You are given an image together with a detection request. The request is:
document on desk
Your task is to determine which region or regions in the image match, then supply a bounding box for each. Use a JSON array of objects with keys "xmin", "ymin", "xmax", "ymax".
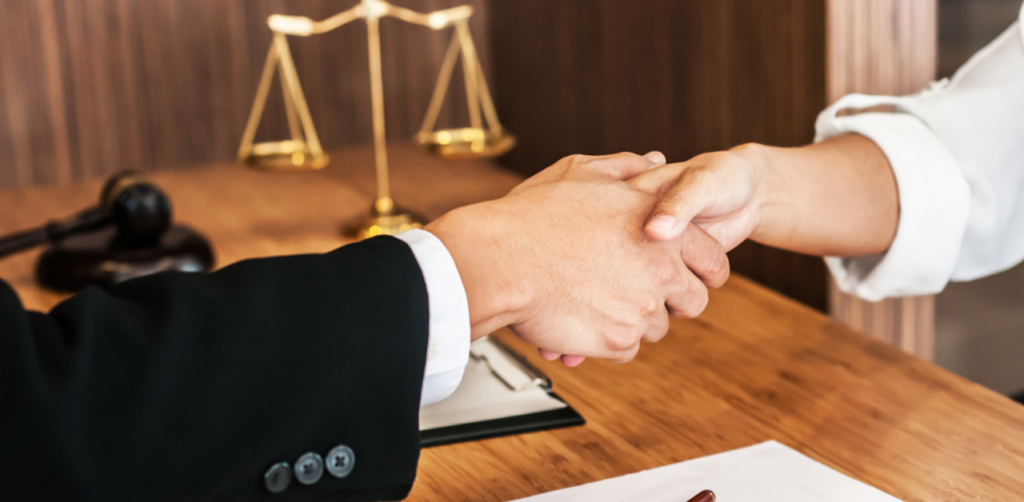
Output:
[
  {"xmin": 510, "ymin": 440, "xmax": 901, "ymax": 502},
  {"xmin": 419, "ymin": 336, "xmax": 584, "ymax": 447}
]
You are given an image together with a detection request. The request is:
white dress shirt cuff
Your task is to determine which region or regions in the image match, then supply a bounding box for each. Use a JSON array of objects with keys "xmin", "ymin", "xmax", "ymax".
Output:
[
  {"xmin": 394, "ymin": 229, "xmax": 471, "ymax": 406},
  {"xmin": 815, "ymin": 97, "xmax": 971, "ymax": 301}
]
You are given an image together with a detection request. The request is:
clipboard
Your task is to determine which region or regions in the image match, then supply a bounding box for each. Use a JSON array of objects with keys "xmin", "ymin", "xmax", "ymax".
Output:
[{"xmin": 419, "ymin": 336, "xmax": 585, "ymax": 447}]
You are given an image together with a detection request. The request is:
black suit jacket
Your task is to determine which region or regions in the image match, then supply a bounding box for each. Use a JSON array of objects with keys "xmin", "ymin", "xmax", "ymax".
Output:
[{"xmin": 0, "ymin": 236, "xmax": 430, "ymax": 501}]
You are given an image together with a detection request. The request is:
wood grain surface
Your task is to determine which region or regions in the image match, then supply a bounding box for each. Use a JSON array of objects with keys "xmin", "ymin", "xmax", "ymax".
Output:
[
  {"xmin": 1, "ymin": 0, "xmax": 838, "ymax": 314},
  {"xmin": 489, "ymin": 0, "xmax": 831, "ymax": 312},
  {"xmin": 825, "ymin": 0, "xmax": 938, "ymax": 360},
  {"xmin": 0, "ymin": 0, "xmax": 489, "ymax": 190},
  {"xmin": 1, "ymin": 146, "xmax": 1022, "ymax": 501},
  {"xmin": 0, "ymin": 144, "xmax": 520, "ymax": 311}
]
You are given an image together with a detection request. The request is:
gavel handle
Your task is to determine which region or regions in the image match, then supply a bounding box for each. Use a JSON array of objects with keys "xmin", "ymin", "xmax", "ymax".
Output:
[
  {"xmin": 0, "ymin": 208, "xmax": 110, "ymax": 259},
  {"xmin": 0, "ymin": 228, "xmax": 50, "ymax": 258}
]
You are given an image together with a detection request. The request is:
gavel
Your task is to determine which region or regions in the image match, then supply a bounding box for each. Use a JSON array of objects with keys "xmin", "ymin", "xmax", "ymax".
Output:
[
  {"xmin": 0, "ymin": 172, "xmax": 172, "ymax": 258},
  {"xmin": 0, "ymin": 172, "xmax": 213, "ymax": 291}
]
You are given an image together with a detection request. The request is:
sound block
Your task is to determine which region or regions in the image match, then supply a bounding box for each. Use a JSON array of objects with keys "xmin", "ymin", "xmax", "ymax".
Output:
[{"xmin": 36, "ymin": 225, "xmax": 215, "ymax": 292}]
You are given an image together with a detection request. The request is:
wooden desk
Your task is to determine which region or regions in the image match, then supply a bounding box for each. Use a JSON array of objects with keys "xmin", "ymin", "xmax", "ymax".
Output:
[{"xmin": 2, "ymin": 145, "xmax": 1023, "ymax": 501}]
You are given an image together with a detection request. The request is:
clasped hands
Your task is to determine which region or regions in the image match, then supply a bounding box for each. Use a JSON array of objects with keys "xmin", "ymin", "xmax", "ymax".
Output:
[{"xmin": 428, "ymin": 147, "xmax": 770, "ymax": 367}]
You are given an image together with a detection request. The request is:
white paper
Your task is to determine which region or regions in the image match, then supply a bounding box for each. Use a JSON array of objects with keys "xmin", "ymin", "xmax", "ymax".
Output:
[
  {"xmin": 510, "ymin": 441, "xmax": 902, "ymax": 502},
  {"xmin": 419, "ymin": 338, "xmax": 567, "ymax": 430},
  {"xmin": 469, "ymin": 337, "xmax": 545, "ymax": 391}
]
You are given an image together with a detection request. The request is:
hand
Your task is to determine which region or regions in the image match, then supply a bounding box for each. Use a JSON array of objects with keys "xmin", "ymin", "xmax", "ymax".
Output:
[
  {"xmin": 632, "ymin": 135, "xmax": 897, "ymax": 257},
  {"xmin": 426, "ymin": 152, "xmax": 729, "ymax": 365},
  {"xmin": 630, "ymin": 144, "xmax": 768, "ymax": 251}
]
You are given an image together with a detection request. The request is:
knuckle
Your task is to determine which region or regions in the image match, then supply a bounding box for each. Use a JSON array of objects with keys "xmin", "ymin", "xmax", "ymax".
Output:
[
  {"xmin": 605, "ymin": 329, "xmax": 636, "ymax": 352},
  {"xmin": 605, "ymin": 151, "xmax": 642, "ymax": 163},
  {"xmin": 702, "ymin": 251, "xmax": 729, "ymax": 281},
  {"xmin": 595, "ymin": 152, "xmax": 646, "ymax": 177},
  {"xmin": 566, "ymin": 154, "xmax": 590, "ymax": 168},
  {"xmin": 638, "ymin": 299, "xmax": 660, "ymax": 318},
  {"xmin": 708, "ymin": 256, "xmax": 731, "ymax": 287},
  {"xmin": 644, "ymin": 315, "xmax": 670, "ymax": 343},
  {"xmin": 650, "ymin": 258, "xmax": 678, "ymax": 286},
  {"xmin": 615, "ymin": 344, "xmax": 641, "ymax": 363},
  {"xmin": 675, "ymin": 286, "xmax": 709, "ymax": 318},
  {"xmin": 682, "ymin": 228, "xmax": 731, "ymax": 286},
  {"xmin": 634, "ymin": 322, "xmax": 652, "ymax": 341}
]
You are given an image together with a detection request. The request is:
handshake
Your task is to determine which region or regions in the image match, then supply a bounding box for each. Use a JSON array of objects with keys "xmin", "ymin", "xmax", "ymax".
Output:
[{"xmin": 426, "ymin": 150, "xmax": 749, "ymax": 366}]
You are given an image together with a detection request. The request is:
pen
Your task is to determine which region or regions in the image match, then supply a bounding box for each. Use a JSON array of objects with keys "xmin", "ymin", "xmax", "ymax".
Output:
[{"xmin": 686, "ymin": 489, "xmax": 716, "ymax": 502}]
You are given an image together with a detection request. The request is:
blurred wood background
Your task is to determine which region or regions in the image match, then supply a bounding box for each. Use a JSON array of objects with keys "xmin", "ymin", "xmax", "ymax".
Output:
[
  {"xmin": 490, "ymin": 0, "xmax": 831, "ymax": 311},
  {"xmin": 0, "ymin": 0, "xmax": 939, "ymax": 341},
  {"xmin": 0, "ymin": 0, "xmax": 488, "ymax": 189},
  {"xmin": 825, "ymin": 0, "xmax": 937, "ymax": 360}
]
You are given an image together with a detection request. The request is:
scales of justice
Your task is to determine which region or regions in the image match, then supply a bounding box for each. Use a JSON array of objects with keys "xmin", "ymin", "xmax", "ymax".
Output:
[{"xmin": 237, "ymin": 0, "xmax": 515, "ymax": 239}]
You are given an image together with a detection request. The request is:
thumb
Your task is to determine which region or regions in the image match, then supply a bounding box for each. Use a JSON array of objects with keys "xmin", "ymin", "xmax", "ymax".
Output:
[{"xmin": 638, "ymin": 169, "xmax": 715, "ymax": 241}]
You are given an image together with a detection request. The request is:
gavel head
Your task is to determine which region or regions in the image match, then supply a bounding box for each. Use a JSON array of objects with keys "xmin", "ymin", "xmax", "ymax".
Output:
[{"xmin": 100, "ymin": 172, "xmax": 173, "ymax": 246}]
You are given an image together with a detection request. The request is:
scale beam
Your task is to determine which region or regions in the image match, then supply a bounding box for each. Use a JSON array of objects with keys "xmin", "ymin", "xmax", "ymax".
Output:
[
  {"xmin": 267, "ymin": 3, "xmax": 473, "ymax": 36},
  {"xmin": 240, "ymin": 0, "xmax": 514, "ymax": 239}
]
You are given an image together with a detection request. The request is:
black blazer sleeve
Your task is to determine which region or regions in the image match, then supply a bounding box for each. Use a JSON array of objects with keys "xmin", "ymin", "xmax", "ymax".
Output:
[{"xmin": 0, "ymin": 236, "xmax": 430, "ymax": 502}]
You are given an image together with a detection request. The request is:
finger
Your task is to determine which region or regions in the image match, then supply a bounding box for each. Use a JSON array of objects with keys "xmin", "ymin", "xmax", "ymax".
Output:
[
  {"xmin": 538, "ymin": 348, "xmax": 562, "ymax": 361},
  {"xmin": 641, "ymin": 307, "xmax": 671, "ymax": 344},
  {"xmin": 561, "ymin": 354, "xmax": 586, "ymax": 367},
  {"xmin": 679, "ymin": 223, "xmax": 730, "ymax": 288},
  {"xmin": 663, "ymin": 264, "xmax": 711, "ymax": 319},
  {"xmin": 628, "ymin": 163, "xmax": 684, "ymax": 194},
  {"xmin": 583, "ymin": 152, "xmax": 661, "ymax": 181},
  {"xmin": 609, "ymin": 342, "xmax": 642, "ymax": 364},
  {"xmin": 643, "ymin": 170, "xmax": 718, "ymax": 241},
  {"xmin": 642, "ymin": 151, "xmax": 667, "ymax": 167}
]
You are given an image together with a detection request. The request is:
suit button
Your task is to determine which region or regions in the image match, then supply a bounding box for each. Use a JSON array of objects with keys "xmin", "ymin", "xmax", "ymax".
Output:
[
  {"xmin": 264, "ymin": 462, "xmax": 292, "ymax": 494},
  {"xmin": 294, "ymin": 452, "xmax": 324, "ymax": 485},
  {"xmin": 326, "ymin": 445, "xmax": 356, "ymax": 478}
]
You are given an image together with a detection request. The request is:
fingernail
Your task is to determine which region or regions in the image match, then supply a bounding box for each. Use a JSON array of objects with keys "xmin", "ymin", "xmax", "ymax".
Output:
[
  {"xmin": 647, "ymin": 214, "xmax": 676, "ymax": 234},
  {"xmin": 643, "ymin": 151, "xmax": 667, "ymax": 166},
  {"xmin": 561, "ymin": 355, "xmax": 586, "ymax": 367}
]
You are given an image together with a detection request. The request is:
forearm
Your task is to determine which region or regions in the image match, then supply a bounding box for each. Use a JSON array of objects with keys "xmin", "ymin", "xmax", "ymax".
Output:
[
  {"xmin": 749, "ymin": 134, "xmax": 899, "ymax": 256},
  {"xmin": 0, "ymin": 238, "xmax": 428, "ymax": 500}
]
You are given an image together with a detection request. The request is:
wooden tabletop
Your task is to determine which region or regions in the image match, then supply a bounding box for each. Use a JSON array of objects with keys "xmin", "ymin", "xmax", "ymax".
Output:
[{"xmin": 2, "ymin": 145, "xmax": 1023, "ymax": 501}]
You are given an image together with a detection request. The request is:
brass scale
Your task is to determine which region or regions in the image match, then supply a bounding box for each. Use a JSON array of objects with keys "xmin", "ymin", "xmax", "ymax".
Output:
[{"xmin": 237, "ymin": 0, "xmax": 513, "ymax": 239}]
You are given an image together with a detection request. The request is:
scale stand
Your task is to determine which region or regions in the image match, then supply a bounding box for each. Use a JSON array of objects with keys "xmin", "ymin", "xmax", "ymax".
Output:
[{"xmin": 238, "ymin": 0, "xmax": 516, "ymax": 239}]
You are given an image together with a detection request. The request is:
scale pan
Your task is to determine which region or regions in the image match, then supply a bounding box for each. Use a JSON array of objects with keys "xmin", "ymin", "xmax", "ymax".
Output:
[
  {"xmin": 241, "ymin": 140, "xmax": 329, "ymax": 171},
  {"xmin": 416, "ymin": 128, "xmax": 516, "ymax": 160}
]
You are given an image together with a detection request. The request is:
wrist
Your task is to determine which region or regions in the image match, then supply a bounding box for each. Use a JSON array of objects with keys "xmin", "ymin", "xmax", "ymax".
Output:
[
  {"xmin": 425, "ymin": 202, "xmax": 533, "ymax": 341},
  {"xmin": 729, "ymin": 142, "xmax": 775, "ymax": 243}
]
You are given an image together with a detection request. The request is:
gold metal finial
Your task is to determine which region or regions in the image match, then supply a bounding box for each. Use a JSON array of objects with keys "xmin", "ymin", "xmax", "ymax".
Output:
[{"xmin": 238, "ymin": 0, "xmax": 513, "ymax": 238}]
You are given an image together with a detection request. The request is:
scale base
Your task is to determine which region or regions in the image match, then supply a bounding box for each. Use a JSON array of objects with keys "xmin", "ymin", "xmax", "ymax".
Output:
[
  {"xmin": 240, "ymin": 140, "xmax": 329, "ymax": 172},
  {"xmin": 345, "ymin": 199, "xmax": 426, "ymax": 240},
  {"xmin": 416, "ymin": 128, "xmax": 516, "ymax": 160},
  {"xmin": 37, "ymin": 225, "xmax": 215, "ymax": 292}
]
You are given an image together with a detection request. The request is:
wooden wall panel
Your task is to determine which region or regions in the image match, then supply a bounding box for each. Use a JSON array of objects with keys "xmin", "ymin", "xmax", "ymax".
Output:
[
  {"xmin": 488, "ymin": 0, "xmax": 831, "ymax": 310},
  {"xmin": 0, "ymin": 0, "xmax": 490, "ymax": 190},
  {"xmin": 827, "ymin": 0, "xmax": 938, "ymax": 99},
  {"xmin": 825, "ymin": 0, "xmax": 938, "ymax": 360},
  {"xmin": 490, "ymin": 0, "xmax": 827, "ymax": 173}
]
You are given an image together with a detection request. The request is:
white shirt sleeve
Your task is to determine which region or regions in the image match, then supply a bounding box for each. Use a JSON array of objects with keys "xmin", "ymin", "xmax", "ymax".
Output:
[
  {"xmin": 393, "ymin": 229, "xmax": 470, "ymax": 406},
  {"xmin": 815, "ymin": 7, "xmax": 1024, "ymax": 301}
]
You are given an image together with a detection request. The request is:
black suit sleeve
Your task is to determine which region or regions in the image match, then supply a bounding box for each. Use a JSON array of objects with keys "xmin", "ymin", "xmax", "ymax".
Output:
[{"xmin": 0, "ymin": 236, "xmax": 430, "ymax": 502}]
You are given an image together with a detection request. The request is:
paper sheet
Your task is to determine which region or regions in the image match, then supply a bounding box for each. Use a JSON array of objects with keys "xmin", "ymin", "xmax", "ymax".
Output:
[
  {"xmin": 510, "ymin": 441, "xmax": 902, "ymax": 502},
  {"xmin": 419, "ymin": 338, "xmax": 567, "ymax": 430}
]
